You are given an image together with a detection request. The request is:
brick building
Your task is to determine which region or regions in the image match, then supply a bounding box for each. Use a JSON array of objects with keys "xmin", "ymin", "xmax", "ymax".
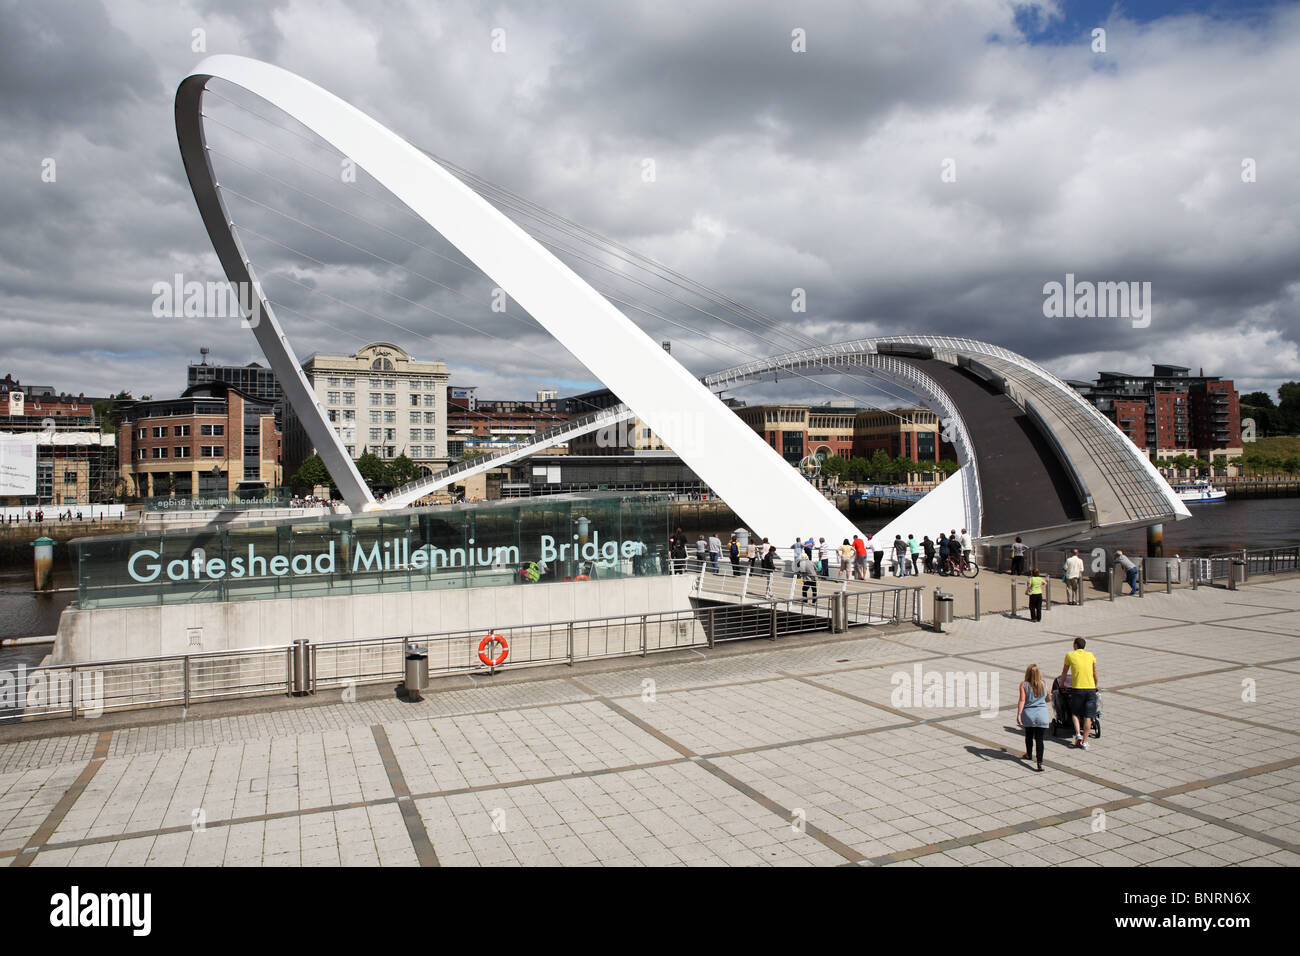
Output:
[
  {"xmin": 117, "ymin": 384, "xmax": 280, "ymax": 498},
  {"xmin": 1071, "ymin": 364, "xmax": 1242, "ymax": 462}
]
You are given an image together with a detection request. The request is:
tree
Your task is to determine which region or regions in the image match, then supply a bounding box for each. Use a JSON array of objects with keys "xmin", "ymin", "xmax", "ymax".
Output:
[
  {"xmin": 820, "ymin": 455, "xmax": 848, "ymax": 478},
  {"xmin": 354, "ymin": 452, "xmax": 388, "ymax": 489},
  {"xmin": 868, "ymin": 449, "xmax": 892, "ymax": 483},
  {"xmin": 289, "ymin": 454, "xmax": 333, "ymax": 492},
  {"xmin": 1241, "ymin": 391, "xmax": 1275, "ymax": 408},
  {"xmin": 386, "ymin": 453, "xmax": 421, "ymax": 486},
  {"xmin": 1278, "ymin": 381, "xmax": 1300, "ymax": 434}
]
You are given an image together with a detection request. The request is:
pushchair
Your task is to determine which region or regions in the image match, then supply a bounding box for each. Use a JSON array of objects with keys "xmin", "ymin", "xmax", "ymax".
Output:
[{"xmin": 1049, "ymin": 678, "xmax": 1101, "ymax": 738}]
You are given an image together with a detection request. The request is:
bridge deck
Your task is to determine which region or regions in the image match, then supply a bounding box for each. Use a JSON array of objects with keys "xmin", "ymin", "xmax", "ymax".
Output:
[{"xmin": 899, "ymin": 357, "xmax": 1083, "ymax": 537}]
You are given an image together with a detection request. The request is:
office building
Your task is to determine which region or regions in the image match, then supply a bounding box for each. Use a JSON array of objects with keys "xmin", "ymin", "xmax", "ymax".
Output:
[
  {"xmin": 117, "ymin": 384, "xmax": 280, "ymax": 498},
  {"xmin": 287, "ymin": 342, "xmax": 449, "ymax": 474}
]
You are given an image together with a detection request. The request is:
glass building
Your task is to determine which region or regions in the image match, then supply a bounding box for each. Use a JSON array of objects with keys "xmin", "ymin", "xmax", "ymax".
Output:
[{"xmin": 73, "ymin": 493, "xmax": 672, "ymax": 609}]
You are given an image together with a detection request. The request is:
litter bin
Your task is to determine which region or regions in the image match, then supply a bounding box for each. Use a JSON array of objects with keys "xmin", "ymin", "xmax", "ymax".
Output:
[
  {"xmin": 291, "ymin": 639, "xmax": 313, "ymax": 695},
  {"xmin": 404, "ymin": 644, "xmax": 429, "ymax": 699},
  {"xmin": 1228, "ymin": 558, "xmax": 1246, "ymax": 590},
  {"xmin": 933, "ymin": 591, "xmax": 954, "ymax": 631}
]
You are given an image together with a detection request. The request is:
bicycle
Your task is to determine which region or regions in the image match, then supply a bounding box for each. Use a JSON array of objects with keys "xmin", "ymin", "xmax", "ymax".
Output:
[{"xmin": 939, "ymin": 554, "xmax": 980, "ymax": 578}]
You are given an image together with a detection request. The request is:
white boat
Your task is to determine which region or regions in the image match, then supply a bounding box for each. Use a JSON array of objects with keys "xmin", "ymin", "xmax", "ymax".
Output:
[{"xmin": 1173, "ymin": 480, "xmax": 1227, "ymax": 503}]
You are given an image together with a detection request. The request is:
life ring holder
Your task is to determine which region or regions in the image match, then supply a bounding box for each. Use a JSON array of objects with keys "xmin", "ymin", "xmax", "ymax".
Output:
[{"xmin": 478, "ymin": 633, "xmax": 509, "ymax": 669}]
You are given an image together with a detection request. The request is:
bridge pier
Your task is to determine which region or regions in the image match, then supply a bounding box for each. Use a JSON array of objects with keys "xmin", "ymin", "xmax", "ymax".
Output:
[{"xmin": 1147, "ymin": 523, "xmax": 1164, "ymax": 558}]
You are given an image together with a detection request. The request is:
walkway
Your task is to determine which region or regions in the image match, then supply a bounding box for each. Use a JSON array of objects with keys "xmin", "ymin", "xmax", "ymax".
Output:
[{"xmin": 2, "ymin": 577, "xmax": 1297, "ymax": 866}]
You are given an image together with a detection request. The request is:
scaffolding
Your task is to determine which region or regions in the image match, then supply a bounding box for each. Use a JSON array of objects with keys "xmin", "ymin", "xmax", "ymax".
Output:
[{"xmin": 0, "ymin": 415, "xmax": 118, "ymax": 507}]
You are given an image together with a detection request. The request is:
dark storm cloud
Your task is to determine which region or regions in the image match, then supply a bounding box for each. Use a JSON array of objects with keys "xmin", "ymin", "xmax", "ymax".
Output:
[{"xmin": 0, "ymin": 0, "xmax": 1297, "ymax": 408}]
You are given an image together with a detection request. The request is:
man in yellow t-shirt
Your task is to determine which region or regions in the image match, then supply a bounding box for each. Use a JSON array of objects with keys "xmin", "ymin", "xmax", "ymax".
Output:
[{"xmin": 1060, "ymin": 637, "xmax": 1099, "ymax": 748}]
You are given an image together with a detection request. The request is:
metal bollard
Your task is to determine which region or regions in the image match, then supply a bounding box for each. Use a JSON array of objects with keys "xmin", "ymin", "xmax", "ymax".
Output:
[
  {"xmin": 1011, "ymin": 581, "xmax": 1018, "ymax": 618},
  {"xmin": 974, "ymin": 582, "xmax": 981, "ymax": 621},
  {"xmin": 1108, "ymin": 568, "xmax": 1115, "ymax": 602},
  {"xmin": 1166, "ymin": 565, "xmax": 1172, "ymax": 594},
  {"xmin": 1138, "ymin": 565, "xmax": 1145, "ymax": 598},
  {"xmin": 1045, "ymin": 579, "xmax": 1052, "ymax": 612}
]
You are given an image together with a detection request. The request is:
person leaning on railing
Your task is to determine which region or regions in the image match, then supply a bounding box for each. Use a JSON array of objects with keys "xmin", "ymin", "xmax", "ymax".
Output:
[{"xmin": 761, "ymin": 544, "xmax": 777, "ymax": 599}]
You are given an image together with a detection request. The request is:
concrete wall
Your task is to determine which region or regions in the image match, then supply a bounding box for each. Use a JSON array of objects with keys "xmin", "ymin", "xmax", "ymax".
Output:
[{"xmin": 48, "ymin": 573, "xmax": 697, "ymax": 664}]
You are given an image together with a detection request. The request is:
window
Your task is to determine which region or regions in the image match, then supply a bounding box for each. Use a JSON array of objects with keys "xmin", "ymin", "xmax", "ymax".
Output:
[
  {"xmin": 327, "ymin": 376, "xmax": 341, "ymax": 388},
  {"xmin": 410, "ymin": 445, "xmax": 422, "ymax": 458},
  {"xmin": 369, "ymin": 428, "xmax": 382, "ymax": 442},
  {"xmin": 174, "ymin": 425, "xmax": 190, "ymax": 437},
  {"xmin": 409, "ymin": 411, "xmax": 422, "ymax": 424},
  {"xmin": 341, "ymin": 391, "xmax": 354, "ymax": 405},
  {"xmin": 424, "ymin": 394, "xmax": 437, "ymax": 407},
  {"xmin": 383, "ymin": 446, "xmax": 395, "ymax": 459},
  {"xmin": 137, "ymin": 428, "xmax": 146, "ymax": 440},
  {"xmin": 370, "ymin": 358, "xmax": 394, "ymax": 371},
  {"xmin": 384, "ymin": 393, "xmax": 396, "ymax": 407},
  {"xmin": 342, "ymin": 409, "xmax": 355, "ymax": 422},
  {"xmin": 200, "ymin": 424, "xmax": 224, "ymax": 436},
  {"xmin": 151, "ymin": 426, "xmax": 166, "ymax": 438},
  {"xmin": 64, "ymin": 471, "xmax": 77, "ymax": 484},
  {"xmin": 327, "ymin": 391, "xmax": 340, "ymax": 405},
  {"xmin": 369, "ymin": 410, "xmax": 381, "ymax": 424},
  {"xmin": 384, "ymin": 428, "xmax": 396, "ymax": 441},
  {"xmin": 424, "ymin": 412, "xmax": 436, "ymax": 424},
  {"xmin": 383, "ymin": 411, "xmax": 395, "ymax": 424},
  {"xmin": 425, "ymin": 429, "xmax": 439, "ymax": 442},
  {"xmin": 175, "ymin": 446, "xmax": 191, "ymax": 458},
  {"xmin": 345, "ymin": 445, "xmax": 355, "ymax": 456},
  {"xmin": 382, "ymin": 379, "xmax": 396, "ymax": 389},
  {"xmin": 200, "ymin": 445, "xmax": 223, "ymax": 457},
  {"xmin": 410, "ymin": 394, "xmax": 421, "ymax": 407},
  {"xmin": 369, "ymin": 392, "xmax": 382, "ymax": 405},
  {"xmin": 136, "ymin": 448, "xmax": 146, "ymax": 460},
  {"xmin": 152, "ymin": 447, "xmax": 168, "ymax": 458},
  {"xmin": 327, "ymin": 409, "xmax": 338, "ymax": 423}
]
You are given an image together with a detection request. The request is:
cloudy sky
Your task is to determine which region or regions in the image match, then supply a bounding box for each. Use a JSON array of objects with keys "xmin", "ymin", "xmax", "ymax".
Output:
[{"xmin": 1, "ymin": 0, "xmax": 1297, "ymax": 410}]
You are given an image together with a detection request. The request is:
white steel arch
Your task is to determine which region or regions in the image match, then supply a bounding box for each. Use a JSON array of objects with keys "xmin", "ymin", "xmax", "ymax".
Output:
[{"xmin": 175, "ymin": 55, "xmax": 861, "ymax": 545}]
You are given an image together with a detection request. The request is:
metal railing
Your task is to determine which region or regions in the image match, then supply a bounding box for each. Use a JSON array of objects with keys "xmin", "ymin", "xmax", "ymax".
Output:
[
  {"xmin": 382, "ymin": 404, "xmax": 634, "ymax": 506},
  {"xmin": 2, "ymin": 590, "xmax": 894, "ymax": 724},
  {"xmin": 1202, "ymin": 546, "xmax": 1300, "ymax": 584},
  {"xmin": 682, "ymin": 557, "xmax": 922, "ymax": 626}
]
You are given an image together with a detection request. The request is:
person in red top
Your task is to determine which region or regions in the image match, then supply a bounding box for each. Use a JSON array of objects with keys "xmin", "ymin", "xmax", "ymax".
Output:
[{"xmin": 852, "ymin": 534, "xmax": 868, "ymax": 580}]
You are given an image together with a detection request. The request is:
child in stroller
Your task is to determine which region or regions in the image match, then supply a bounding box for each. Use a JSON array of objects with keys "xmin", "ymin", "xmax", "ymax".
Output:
[{"xmin": 1050, "ymin": 676, "xmax": 1101, "ymax": 738}]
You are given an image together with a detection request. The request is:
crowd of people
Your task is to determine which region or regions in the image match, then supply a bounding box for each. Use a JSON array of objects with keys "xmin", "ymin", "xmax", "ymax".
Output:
[
  {"xmin": 2, "ymin": 509, "xmax": 113, "ymax": 524},
  {"xmin": 662, "ymin": 526, "xmax": 981, "ymax": 590}
]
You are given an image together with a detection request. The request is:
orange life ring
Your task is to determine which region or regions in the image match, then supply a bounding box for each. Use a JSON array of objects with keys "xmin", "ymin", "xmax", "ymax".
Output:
[
  {"xmin": 478, "ymin": 633, "xmax": 508, "ymax": 667},
  {"xmin": 574, "ymin": 574, "xmax": 590, "ymax": 581}
]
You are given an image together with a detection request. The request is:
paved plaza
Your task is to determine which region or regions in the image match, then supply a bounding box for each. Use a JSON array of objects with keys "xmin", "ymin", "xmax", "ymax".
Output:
[{"xmin": 2, "ymin": 577, "xmax": 1298, "ymax": 867}]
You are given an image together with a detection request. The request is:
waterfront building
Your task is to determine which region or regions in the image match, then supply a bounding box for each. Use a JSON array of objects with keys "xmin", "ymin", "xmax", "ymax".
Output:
[
  {"xmin": 187, "ymin": 352, "xmax": 283, "ymax": 407},
  {"xmin": 116, "ymin": 383, "xmax": 280, "ymax": 498},
  {"xmin": 853, "ymin": 407, "xmax": 943, "ymax": 464},
  {"xmin": 1, "ymin": 378, "xmax": 116, "ymax": 507},
  {"xmin": 735, "ymin": 403, "xmax": 859, "ymax": 463},
  {"xmin": 285, "ymin": 342, "xmax": 449, "ymax": 476},
  {"xmin": 1070, "ymin": 364, "xmax": 1242, "ymax": 463}
]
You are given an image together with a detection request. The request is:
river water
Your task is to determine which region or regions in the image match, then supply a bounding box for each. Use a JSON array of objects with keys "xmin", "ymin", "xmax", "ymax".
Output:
[{"xmin": 1, "ymin": 498, "xmax": 1296, "ymax": 652}]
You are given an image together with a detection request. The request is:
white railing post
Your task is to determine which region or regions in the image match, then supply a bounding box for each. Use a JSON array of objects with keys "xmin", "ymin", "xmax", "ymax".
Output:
[{"xmin": 740, "ymin": 566, "xmax": 751, "ymax": 601}]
